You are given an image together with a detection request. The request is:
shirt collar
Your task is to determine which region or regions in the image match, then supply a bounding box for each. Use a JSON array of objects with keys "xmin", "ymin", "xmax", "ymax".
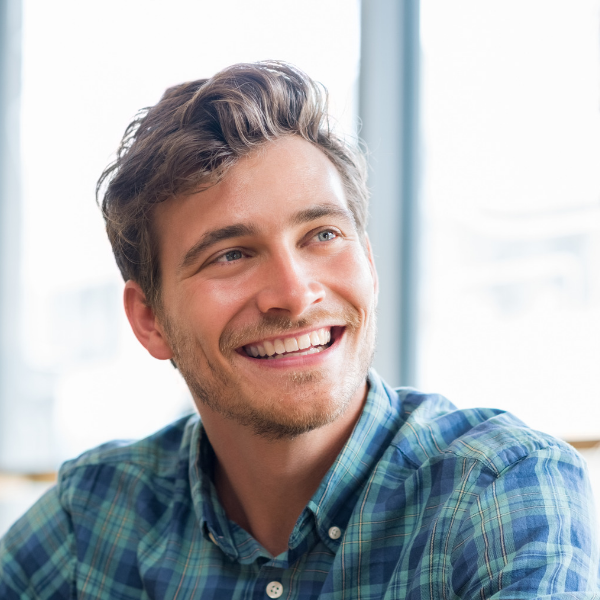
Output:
[
  {"xmin": 303, "ymin": 369, "xmax": 403, "ymax": 552},
  {"xmin": 188, "ymin": 369, "xmax": 403, "ymax": 562},
  {"xmin": 189, "ymin": 425, "xmax": 244, "ymax": 560}
]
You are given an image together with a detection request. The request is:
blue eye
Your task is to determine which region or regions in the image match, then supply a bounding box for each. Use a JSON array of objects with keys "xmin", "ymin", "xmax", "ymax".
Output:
[
  {"xmin": 317, "ymin": 230, "xmax": 337, "ymax": 242},
  {"xmin": 218, "ymin": 250, "xmax": 243, "ymax": 263}
]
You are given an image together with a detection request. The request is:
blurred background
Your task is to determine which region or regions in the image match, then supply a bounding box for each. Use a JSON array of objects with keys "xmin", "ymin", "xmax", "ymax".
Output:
[{"xmin": 1, "ymin": 0, "xmax": 599, "ymax": 534}]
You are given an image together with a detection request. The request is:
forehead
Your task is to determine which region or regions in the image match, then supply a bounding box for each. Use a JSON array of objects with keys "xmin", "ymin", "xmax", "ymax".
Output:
[{"xmin": 152, "ymin": 136, "xmax": 350, "ymax": 259}]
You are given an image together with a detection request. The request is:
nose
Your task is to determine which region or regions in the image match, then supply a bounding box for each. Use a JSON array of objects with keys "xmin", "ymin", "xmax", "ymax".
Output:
[{"xmin": 255, "ymin": 249, "xmax": 326, "ymax": 317}]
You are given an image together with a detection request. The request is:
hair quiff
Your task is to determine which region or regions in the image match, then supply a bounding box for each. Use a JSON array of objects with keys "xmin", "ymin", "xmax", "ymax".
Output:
[{"xmin": 97, "ymin": 61, "xmax": 369, "ymax": 309}]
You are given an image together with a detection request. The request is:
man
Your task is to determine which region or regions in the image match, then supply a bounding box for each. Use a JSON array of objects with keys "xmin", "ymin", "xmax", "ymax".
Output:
[{"xmin": 1, "ymin": 61, "xmax": 598, "ymax": 599}]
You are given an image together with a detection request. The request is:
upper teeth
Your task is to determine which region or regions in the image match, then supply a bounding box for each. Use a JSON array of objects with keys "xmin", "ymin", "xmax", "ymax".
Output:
[{"xmin": 245, "ymin": 328, "xmax": 331, "ymax": 358}]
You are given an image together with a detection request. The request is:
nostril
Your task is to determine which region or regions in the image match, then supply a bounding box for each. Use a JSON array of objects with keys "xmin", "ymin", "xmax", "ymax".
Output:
[{"xmin": 256, "ymin": 285, "xmax": 326, "ymax": 316}]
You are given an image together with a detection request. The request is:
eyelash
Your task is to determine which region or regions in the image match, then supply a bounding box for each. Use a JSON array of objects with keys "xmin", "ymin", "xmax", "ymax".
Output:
[
  {"xmin": 213, "ymin": 249, "xmax": 247, "ymax": 264},
  {"xmin": 210, "ymin": 228, "xmax": 341, "ymax": 266}
]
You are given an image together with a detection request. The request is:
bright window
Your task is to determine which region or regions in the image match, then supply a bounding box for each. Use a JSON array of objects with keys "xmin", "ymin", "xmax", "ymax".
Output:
[{"xmin": 420, "ymin": 0, "xmax": 600, "ymax": 441}]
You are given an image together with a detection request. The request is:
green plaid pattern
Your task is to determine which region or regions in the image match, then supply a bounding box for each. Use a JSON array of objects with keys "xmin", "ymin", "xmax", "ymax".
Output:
[{"xmin": 1, "ymin": 370, "xmax": 599, "ymax": 598}]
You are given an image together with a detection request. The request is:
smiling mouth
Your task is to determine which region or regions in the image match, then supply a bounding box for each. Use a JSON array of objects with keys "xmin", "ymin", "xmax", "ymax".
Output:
[{"xmin": 242, "ymin": 327, "xmax": 337, "ymax": 360}]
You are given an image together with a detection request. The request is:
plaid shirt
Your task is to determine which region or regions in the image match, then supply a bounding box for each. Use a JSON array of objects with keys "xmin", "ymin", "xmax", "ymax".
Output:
[{"xmin": 1, "ymin": 370, "xmax": 599, "ymax": 599}]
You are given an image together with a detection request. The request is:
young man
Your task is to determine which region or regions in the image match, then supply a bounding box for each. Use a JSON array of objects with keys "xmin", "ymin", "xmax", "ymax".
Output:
[{"xmin": 1, "ymin": 61, "xmax": 598, "ymax": 599}]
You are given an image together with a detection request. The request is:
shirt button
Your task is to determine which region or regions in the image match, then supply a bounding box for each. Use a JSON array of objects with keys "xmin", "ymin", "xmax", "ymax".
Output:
[
  {"xmin": 266, "ymin": 581, "xmax": 283, "ymax": 598},
  {"xmin": 328, "ymin": 526, "xmax": 342, "ymax": 540}
]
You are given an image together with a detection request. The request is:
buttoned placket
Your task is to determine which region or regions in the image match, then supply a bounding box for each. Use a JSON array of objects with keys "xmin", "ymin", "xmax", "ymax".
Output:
[{"xmin": 192, "ymin": 373, "xmax": 396, "ymax": 598}]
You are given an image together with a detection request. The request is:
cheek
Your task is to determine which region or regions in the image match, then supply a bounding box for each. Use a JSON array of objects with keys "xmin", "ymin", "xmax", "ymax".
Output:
[
  {"xmin": 201, "ymin": 278, "xmax": 253, "ymax": 308},
  {"xmin": 326, "ymin": 252, "xmax": 376, "ymax": 311},
  {"xmin": 176, "ymin": 277, "xmax": 256, "ymax": 339}
]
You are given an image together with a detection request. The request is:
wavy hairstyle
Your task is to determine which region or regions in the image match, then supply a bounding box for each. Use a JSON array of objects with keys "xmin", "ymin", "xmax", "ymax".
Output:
[{"xmin": 97, "ymin": 61, "xmax": 369, "ymax": 309}]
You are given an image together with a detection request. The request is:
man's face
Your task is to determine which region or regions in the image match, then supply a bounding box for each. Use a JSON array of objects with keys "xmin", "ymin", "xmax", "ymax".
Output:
[{"xmin": 152, "ymin": 136, "xmax": 378, "ymax": 439}]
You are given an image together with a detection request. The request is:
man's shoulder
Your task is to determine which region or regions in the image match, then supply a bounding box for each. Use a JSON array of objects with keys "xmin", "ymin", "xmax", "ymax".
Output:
[
  {"xmin": 392, "ymin": 387, "xmax": 578, "ymax": 476},
  {"xmin": 57, "ymin": 412, "xmax": 199, "ymax": 492}
]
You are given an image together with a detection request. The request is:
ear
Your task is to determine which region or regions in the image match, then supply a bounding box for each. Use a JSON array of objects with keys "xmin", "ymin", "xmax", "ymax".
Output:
[
  {"xmin": 363, "ymin": 233, "xmax": 379, "ymax": 303},
  {"xmin": 123, "ymin": 280, "xmax": 174, "ymax": 360}
]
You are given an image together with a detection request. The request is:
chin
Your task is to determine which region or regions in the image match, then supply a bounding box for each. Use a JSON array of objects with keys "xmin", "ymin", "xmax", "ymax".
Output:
[{"xmin": 194, "ymin": 375, "xmax": 351, "ymax": 440}]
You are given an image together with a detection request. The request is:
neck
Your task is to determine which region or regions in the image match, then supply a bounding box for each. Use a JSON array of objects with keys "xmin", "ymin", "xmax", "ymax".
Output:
[{"xmin": 199, "ymin": 382, "xmax": 368, "ymax": 557}]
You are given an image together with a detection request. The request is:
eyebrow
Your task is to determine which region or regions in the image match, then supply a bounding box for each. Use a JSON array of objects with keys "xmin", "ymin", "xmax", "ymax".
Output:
[
  {"xmin": 178, "ymin": 203, "xmax": 356, "ymax": 273},
  {"xmin": 178, "ymin": 223, "xmax": 259, "ymax": 272},
  {"xmin": 290, "ymin": 204, "xmax": 356, "ymax": 228}
]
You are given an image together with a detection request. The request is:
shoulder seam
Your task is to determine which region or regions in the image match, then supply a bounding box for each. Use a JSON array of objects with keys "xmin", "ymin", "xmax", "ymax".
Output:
[
  {"xmin": 444, "ymin": 440, "xmax": 500, "ymax": 476},
  {"xmin": 443, "ymin": 441, "xmax": 579, "ymax": 480}
]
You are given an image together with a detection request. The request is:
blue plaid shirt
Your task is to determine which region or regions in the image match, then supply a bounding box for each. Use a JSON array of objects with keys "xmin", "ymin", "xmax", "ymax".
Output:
[{"xmin": 1, "ymin": 370, "xmax": 599, "ymax": 599}]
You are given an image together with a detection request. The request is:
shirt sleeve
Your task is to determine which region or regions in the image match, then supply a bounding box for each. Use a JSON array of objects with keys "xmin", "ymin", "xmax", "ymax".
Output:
[
  {"xmin": 0, "ymin": 485, "xmax": 76, "ymax": 600},
  {"xmin": 450, "ymin": 446, "xmax": 600, "ymax": 599}
]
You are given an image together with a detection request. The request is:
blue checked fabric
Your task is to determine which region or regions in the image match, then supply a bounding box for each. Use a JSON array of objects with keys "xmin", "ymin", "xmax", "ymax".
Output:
[{"xmin": 1, "ymin": 370, "xmax": 599, "ymax": 599}]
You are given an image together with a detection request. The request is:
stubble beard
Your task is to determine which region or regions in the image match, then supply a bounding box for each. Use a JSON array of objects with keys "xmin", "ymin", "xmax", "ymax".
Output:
[{"xmin": 160, "ymin": 307, "xmax": 376, "ymax": 441}]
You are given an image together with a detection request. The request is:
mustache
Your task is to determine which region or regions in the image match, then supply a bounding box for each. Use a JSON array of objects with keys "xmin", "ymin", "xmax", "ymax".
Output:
[{"xmin": 219, "ymin": 306, "xmax": 362, "ymax": 353}]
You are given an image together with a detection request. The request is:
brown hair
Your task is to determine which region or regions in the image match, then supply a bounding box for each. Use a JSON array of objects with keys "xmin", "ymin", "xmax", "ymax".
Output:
[{"xmin": 97, "ymin": 61, "xmax": 369, "ymax": 309}]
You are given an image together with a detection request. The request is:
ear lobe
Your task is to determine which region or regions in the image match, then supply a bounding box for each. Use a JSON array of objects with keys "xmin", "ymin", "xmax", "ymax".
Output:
[
  {"xmin": 363, "ymin": 233, "xmax": 379, "ymax": 303},
  {"xmin": 123, "ymin": 280, "xmax": 174, "ymax": 360}
]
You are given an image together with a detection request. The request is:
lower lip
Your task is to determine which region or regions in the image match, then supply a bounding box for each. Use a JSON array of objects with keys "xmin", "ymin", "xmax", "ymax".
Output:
[{"xmin": 237, "ymin": 329, "xmax": 343, "ymax": 369}]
